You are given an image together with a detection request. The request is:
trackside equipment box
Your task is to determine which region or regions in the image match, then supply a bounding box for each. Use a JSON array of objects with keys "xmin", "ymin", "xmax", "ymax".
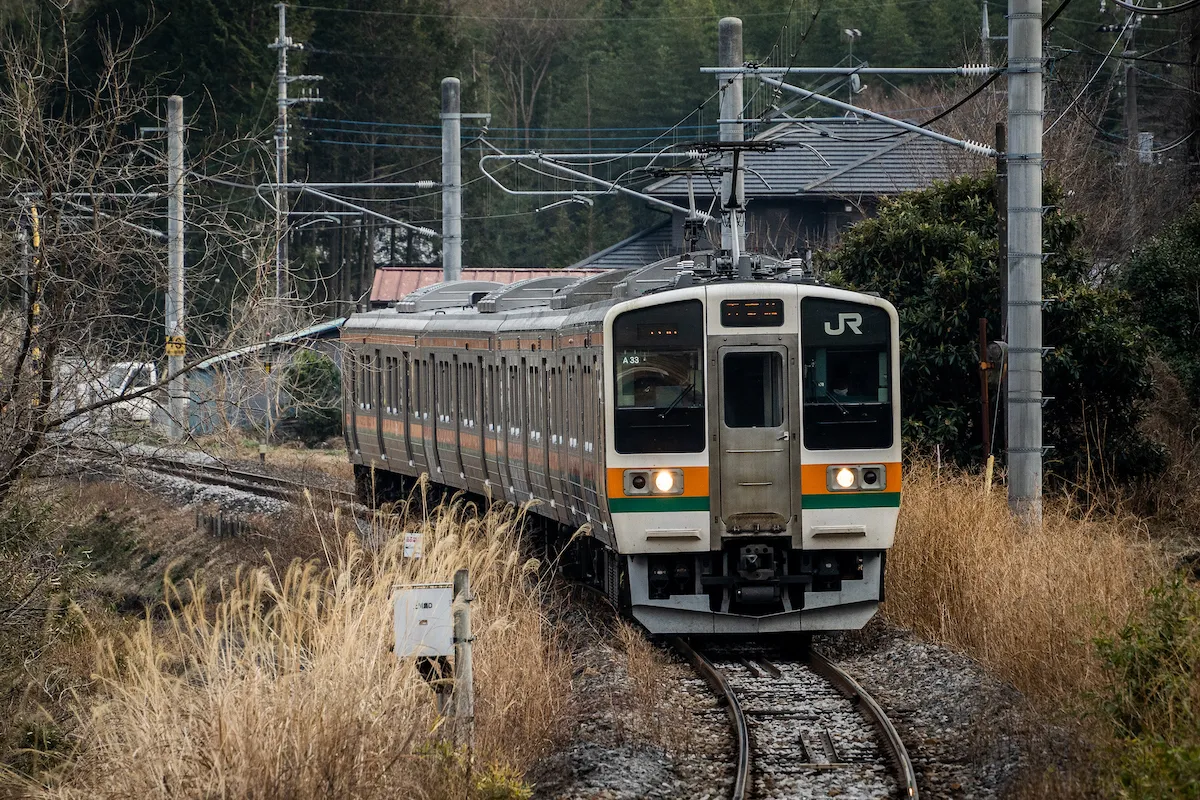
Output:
[{"xmin": 394, "ymin": 583, "xmax": 454, "ymax": 658}]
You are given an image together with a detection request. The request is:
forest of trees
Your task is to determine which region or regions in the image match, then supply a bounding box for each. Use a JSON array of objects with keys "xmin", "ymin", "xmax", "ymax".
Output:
[{"xmin": 1, "ymin": 0, "xmax": 1197, "ymax": 309}]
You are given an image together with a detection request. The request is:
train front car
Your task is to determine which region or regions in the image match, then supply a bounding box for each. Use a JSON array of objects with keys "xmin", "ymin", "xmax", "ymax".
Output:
[{"xmin": 603, "ymin": 283, "xmax": 901, "ymax": 635}]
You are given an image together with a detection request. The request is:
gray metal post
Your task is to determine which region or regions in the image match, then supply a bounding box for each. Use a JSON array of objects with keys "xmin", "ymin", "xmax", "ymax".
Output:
[
  {"xmin": 275, "ymin": 3, "xmax": 288, "ymax": 299},
  {"xmin": 718, "ymin": 17, "xmax": 745, "ymax": 256},
  {"xmin": 996, "ymin": 122, "xmax": 1008, "ymax": 335},
  {"xmin": 1006, "ymin": 0, "xmax": 1043, "ymax": 524},
  {"xmin": 1124, "ymin": 62, "xmax": 1140, "ymax": 250},
  {"xmin": 166, "ymin": 95, "xmax": 186, "ymax": 441},
  {"xmin": 441, "ymin": 78, "xmax": 462, "ymax": 282},
  {"xmin": 452, "ymin": 568, "xmax": 474, "ymax": 745}
]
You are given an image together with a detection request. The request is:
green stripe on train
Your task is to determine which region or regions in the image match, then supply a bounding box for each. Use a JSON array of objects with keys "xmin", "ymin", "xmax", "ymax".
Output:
[
  {"xmin": 801, "ymin": 492, "xmax": 901, "ymax": 509},
  {"xmin": 607, "ymin": 496, "xmax": 711, "ymax": 513}
]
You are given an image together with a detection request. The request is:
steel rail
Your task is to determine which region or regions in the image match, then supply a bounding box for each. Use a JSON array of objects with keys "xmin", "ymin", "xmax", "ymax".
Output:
[
  {"xmin": 669, "ymin": 637, "xmax": 750, "ymax": 800},
  {"xmin": 141, "ymin": 455, "xmax": 357, "ymax": 506},
  {"xmin": 810, "ymin": 648, "xmax": 919, "ymax": 799}
]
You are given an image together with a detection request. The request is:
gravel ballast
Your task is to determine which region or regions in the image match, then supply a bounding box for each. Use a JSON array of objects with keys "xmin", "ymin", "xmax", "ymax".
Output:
[{"xmin": 535, "ymin": 616, "xmax": 1065, "ymax": 799}]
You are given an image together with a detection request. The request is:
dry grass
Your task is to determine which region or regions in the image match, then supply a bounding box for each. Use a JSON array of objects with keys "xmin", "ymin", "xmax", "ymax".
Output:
[
  {"xmin": 29, "ymin": 494, "xmax": 569, "ymax": 800},
  {"xmin": 884, "ymin": 462, "xmax": 1165, "ymax": 706}
]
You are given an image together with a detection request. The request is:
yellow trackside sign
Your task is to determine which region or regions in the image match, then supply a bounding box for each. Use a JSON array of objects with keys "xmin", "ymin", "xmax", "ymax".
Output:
[{"xmin": 165, "ymin": 335, "xmax": 186, "ymax": 357}]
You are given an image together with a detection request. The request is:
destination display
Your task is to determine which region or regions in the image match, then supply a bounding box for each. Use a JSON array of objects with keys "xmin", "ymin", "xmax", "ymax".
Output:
[{"xmin": 720, "ymin": 298, "xmax": 784, "ymax": 327}]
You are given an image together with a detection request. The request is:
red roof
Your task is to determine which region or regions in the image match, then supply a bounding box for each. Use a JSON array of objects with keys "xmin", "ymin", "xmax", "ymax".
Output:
[{"xmin": 369, "ymin": 266, "xmax": 605, "ymax": 305}]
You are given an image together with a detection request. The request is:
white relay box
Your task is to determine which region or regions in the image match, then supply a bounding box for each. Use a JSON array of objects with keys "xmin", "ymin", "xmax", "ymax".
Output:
[{"xmin": 393, "ymin": 583, "xmax": 454, "ymax": 659}]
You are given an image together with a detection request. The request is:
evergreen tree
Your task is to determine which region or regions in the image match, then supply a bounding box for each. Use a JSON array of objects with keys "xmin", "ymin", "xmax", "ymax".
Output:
[{"xmin": 819, "ymin": 174, "xmax": 1166, "ymax": 484}]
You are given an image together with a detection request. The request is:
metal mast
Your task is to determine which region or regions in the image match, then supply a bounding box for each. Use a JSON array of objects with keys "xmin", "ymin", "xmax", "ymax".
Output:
[
  {"xmin": 1006, "ymin": 0, "xmax": 1044, "ymax": 524},
  {"xmin": 442, "ymin": 77, "xmax": 462, "ymax": 281},
  {"xmin": 166, "ymin": 96, "xmax": 187, "ymax": 441},
  {"xmin": 269, "ymin": 3, "xmax": 322, "ymax": 299},
  {"xmin": 718, "ymin": 17, "xmax": 746, "ymax": 259}
]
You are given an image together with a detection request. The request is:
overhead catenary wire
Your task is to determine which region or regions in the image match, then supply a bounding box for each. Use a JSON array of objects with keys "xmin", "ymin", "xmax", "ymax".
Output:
[{"xmin": 1109, "ymin": 0, "xmax": 1200, "ymax": 13}]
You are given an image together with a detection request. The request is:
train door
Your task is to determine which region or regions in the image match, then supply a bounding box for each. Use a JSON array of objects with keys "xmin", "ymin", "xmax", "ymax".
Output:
[
  {"xmin": 566, "ymin": 357, "xmax": 582, "ymax": 516},
  {"xmin": 374, "ymin": 349, "xmax": 386, "ymax": 461},
  {"xmin": 518, "ymin": 357, "xmax": 533, "ymax": 499},
  {"xmin": 425, "ymin": 356, "xmax": 440, "ymax": 476},
  {"xmin": 450, "ymin": 356, "xmax": 463, "ymax": 480},
  {"xmin": 540, "ymin": 358, "xmax": 552, "ymax": 507},
  {"xmin": 483, "ymin": 363, "xmax": 496, "ymax": 489},
  {"xmin": 476, "ymin": 356, "xmax": 487, "ymax": 484},
  {"xmin": 347, "ymin": 349, "xmax": 361, "ymax": 454},
  {"xmin": 586, "ymin": 353, "xmax": 601, "ymax": 516},
  {"xmin": 498, "ymin": 356, "xmax": 514, "ymax": 499},
  {"xmin": 716, "ymin": 346, "xmax": 793, "ymax": 533},
  {"xmin": 410, "ymin": 354, "xmax": 425, "ymax": 470},
  {"xmin": 402, "ymin": 352, "xmax": 413, "ymax": 464}
]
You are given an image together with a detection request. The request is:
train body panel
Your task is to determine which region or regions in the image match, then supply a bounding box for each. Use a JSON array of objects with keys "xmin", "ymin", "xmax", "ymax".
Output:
[{"xmin": 343, "ymin": 253, "xmax": 902, "ymax": 635}]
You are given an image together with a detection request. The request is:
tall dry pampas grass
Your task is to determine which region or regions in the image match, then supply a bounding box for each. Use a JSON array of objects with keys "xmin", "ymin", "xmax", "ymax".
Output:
[
  {"xmin": 884, "ymin": 463, "xmax": 1163, "ymax": 705},
  {"xmin": 44, "ymin": 495, "xmax": 569, "ymax": 800}
]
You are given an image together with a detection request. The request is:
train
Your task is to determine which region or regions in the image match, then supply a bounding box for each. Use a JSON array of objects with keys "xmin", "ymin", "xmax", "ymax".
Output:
[{"xmin": 341, "ymin": 250, "xmax": 901, "ymax": 635}]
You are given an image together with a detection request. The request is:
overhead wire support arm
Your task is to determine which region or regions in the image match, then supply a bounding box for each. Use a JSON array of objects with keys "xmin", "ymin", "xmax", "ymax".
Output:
[
  {"xmin": 756, "ymin": 75, "xmax": 997, "ymax": 157},
  {"xmin": 263, "ymin": 181, "xmax": 439, "ymax": 190},
  {"xmin": 477, "ymin": 152, "xmax": 714, "ymax": 221},
  {"xmin": 253, "ymin": 183, "xmax": 440, "ymax": 238}
]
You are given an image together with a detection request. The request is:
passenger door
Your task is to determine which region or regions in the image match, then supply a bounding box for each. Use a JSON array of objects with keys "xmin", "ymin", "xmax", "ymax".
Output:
[{"xmin": 716, "ymin": 346, "xmax": 793, "ymax": 533}]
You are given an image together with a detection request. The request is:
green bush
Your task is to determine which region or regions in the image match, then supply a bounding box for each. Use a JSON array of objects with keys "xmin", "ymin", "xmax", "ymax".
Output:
[
  {"xmin": 1095, "ymin": 577, "xmax": 1200, "ymax": 798},
  {"xmin": 1122, "ymin": 203, "xmax": 1200, "ymax": 405},
  {"xmin": 282, "ymin": 349, "xmax": 342, "ymax": 446},
  {"xmin": 818, "ymin": 173, "xmax": 1166, "ymax": 483}
]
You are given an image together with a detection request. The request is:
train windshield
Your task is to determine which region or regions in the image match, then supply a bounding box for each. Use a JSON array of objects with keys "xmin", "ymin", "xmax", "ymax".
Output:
[
  {"xmin": 801, "ymin": 298, "xmax": 893, "ymax": 450},
  {"xmin": 612, "ymin": 300, "xmax": 705, "ymax": 453}
]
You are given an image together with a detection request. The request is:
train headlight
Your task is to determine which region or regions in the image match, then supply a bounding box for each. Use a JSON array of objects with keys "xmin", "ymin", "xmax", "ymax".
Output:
[
  {"xmin": 623, "ymin": 468, "xmax": 683, "ymax": 496},
  {"xmin": 835, "ymin": 467, "xmax": 856, "ymax": 489},
  {"xmin": 826, "ymin": 464, "xmax": 887, "ymax": 491}
]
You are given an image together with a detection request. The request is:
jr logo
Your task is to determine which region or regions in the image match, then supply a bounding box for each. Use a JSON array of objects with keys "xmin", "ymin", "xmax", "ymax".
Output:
[{"xmin": 824, "ymin": 313, "xmax": 863, "ymax": 336}]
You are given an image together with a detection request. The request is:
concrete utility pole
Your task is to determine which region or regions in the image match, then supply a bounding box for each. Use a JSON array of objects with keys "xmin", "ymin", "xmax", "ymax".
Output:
[
  {"xmin": 270, "ymin": 3, "xmax": 322, "ymax": 300},
  {"xmin": 1006, "ymin": 0, "xmax": 1044, "ymax": 525},
  {"xmin": 166, "ymin": 95, "xmax": 186, "ymax": 441},
  {"xmin": 441, "ymin": 78, "xmax": 462, "ymax": 282},
  {"xmin": 718, "ymin": 17, "xmax": 746, "ymax": 259}
]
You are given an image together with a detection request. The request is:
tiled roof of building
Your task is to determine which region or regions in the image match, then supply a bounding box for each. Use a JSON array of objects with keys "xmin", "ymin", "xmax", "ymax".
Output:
[
  {"xmin": 566, "ymin": 220, "xmax": 675, "ymax": 271},
  {"xmin": 646, "ymin": 116, "xmax": 957, "ymax": 199}
]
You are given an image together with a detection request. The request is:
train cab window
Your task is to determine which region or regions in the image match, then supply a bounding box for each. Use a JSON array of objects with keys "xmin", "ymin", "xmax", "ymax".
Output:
[
  {"xmin": 724, "ymin": 352, "xmax": 783, "ymax": 428},
  {"xmin": 801, "ymin": 298, "xmax": 893, "ymax": 450},
  {"xmin": 612, "ymin": 300, "xmax": 705, "ymax": 454}
]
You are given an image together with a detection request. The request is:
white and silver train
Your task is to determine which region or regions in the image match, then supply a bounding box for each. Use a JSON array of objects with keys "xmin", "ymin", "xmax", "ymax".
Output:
[{"xmin": 341, "ymin": 252, "xmax": 901, "ymax": 635}]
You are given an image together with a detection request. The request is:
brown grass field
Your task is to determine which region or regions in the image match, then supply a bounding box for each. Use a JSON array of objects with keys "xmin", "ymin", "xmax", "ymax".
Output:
[
  {"xmin": 883, "ymin": 462, "xmax": 1163, "ymax": 706},
  {"xmin": 7, "ymin": 492, "xmax": 569, "ymax": 800}
]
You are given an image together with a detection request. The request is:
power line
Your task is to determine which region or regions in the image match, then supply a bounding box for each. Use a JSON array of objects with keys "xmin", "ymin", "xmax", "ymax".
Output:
[
  {"xmin": 1110, "ymin": 0, "xmax": 1200, "ymax": 14},
  {"xmin": 1046, "ymin": 13, "xmax": 1133, "ymax": 133}
]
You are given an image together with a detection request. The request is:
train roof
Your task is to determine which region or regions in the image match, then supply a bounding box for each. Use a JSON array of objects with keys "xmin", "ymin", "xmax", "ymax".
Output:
[{"xmin": 340, "ymin": 250, "xmax": 888, "ymax": 339}]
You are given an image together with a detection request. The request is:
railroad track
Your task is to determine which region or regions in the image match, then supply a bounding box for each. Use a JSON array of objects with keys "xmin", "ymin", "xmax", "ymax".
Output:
[
  {"xmin": 138, "ymin": 453, "xmax": 358, "ymax": 507},
  {"xmin": 672, "ymin": 638, "xmax": 917, "ymax": 800}
]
